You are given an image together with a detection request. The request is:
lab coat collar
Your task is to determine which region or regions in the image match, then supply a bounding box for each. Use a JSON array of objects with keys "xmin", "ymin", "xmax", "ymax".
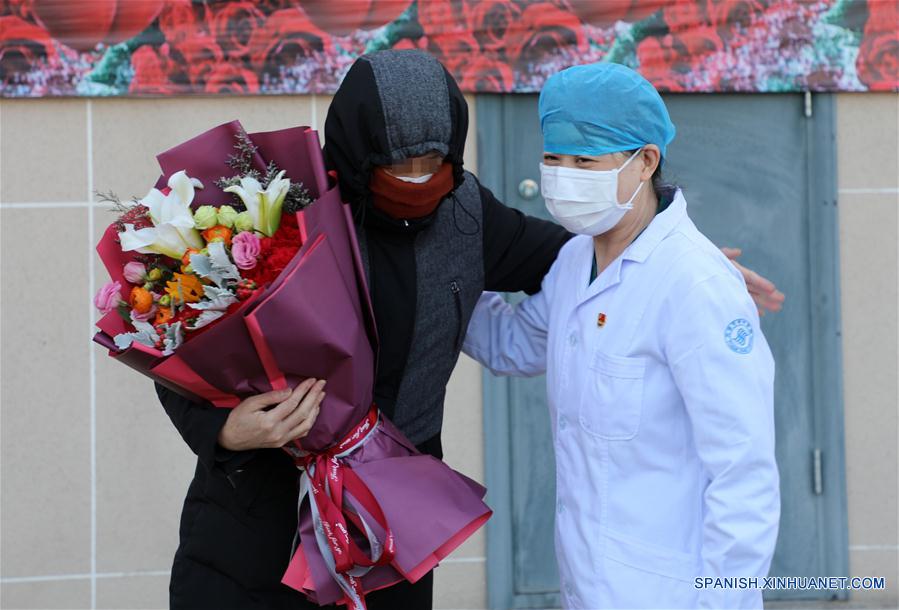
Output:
[
  {"xmin": 623, "ymin": 189, "xmax": 687, "ymax": 264},
  {"xmin": 579, "ymin": 190, "xmax": 687, "ymax": 303},
  {"xmin": 579, "ymin": 237, "xmax": 623, "ymax": 302}
]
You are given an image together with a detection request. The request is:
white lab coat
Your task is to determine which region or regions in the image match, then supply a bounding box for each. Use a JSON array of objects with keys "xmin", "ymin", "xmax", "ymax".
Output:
[{"xmin": 463, "ymin": 191, "xmax": 780, "ymax": 610}]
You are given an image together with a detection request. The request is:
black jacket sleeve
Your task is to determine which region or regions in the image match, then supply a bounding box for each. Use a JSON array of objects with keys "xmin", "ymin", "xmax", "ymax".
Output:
[
  {"xmin": 479, "ymin": 181, "xmax": 572, "ymax": 294},
  {"xmin": 154, "ymin": 382, "xmax": 254, "ymax": 473}
]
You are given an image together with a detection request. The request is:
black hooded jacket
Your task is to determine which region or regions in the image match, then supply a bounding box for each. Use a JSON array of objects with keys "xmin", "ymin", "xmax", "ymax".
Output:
[{"xmin": 323, "ymin": 51, "xmax": 570, "ymax": 443}]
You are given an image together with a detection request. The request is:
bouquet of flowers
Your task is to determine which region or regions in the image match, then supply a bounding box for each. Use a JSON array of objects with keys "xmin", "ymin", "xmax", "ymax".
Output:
[
  {"xmin": 94, "ymin": 161, "xmax": 309, "ymax": 356},
  {"xmin": 93, "ymin": 121, "xmax": 491, "ymax": 609}
]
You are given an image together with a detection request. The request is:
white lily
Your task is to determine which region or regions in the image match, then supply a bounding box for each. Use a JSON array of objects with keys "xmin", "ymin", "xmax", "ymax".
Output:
[
  {"xmin": 224, "ymin": 176, "xmax": 263, "ymax": 232},
  {"xmin": 223, "ymin": 170, "xmax": 290, "ymax": 237},
  {"xmin": 119, "ymin": 171, "xmax": 205, "ymax": 258}
]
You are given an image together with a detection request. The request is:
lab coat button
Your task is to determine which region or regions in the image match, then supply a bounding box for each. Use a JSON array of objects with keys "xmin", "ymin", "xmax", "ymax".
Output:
[
  {"xmin": 559, "ymin": 415, "xmax": 567, "ymax": 430},
  {"xmin": 568, "ymin": 333, "xmax": 577, "ymax": 346}
]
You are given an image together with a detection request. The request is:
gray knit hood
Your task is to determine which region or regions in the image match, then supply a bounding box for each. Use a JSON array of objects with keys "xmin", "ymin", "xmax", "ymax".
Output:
[{"xmin": 323, "ymin": 50, "xmax": 469, "ymax": 213}]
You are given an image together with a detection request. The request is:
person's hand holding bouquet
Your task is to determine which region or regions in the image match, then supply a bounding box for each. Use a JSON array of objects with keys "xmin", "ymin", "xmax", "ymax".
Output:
[{"xmin": 218, "ymin": 380, "xmax": 325, "ymax": 452}]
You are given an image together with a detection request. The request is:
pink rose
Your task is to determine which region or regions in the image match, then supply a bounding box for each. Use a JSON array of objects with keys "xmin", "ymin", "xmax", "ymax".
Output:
[
  {"xmin": 231, "ymin": 231, "xmax": 261, "ymax": 270},
  {"xmin": 122, "ymin": 261, "xmax": 146, "ymax": 284},
  {"xmin": 94, "ymin": 280, "xmax": 122, "ymax": 314}
]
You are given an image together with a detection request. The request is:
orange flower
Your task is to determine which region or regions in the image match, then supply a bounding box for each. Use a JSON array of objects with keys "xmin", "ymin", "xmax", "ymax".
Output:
[
  {"xmin": 165, "ymin": 272, "xmax": 204, "ymax": 305},
  {"xmin": 181, "ymin": 248, "xmax": 200, "ymax": 268},
  {"xmin": 155, "ymin": 306, "xmax": 174, "ymax": 325},
  {"xmin": 129, "ymin": 286, "xmax": 154, "ymax": 314},
  {"xmin": 202, "ymin": 225, "xmax": 233, "ymax": 247}
]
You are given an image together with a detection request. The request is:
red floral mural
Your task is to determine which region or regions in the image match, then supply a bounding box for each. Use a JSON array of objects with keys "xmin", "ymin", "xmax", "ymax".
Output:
[{"xmin": 0, "ymin": 0, "xmax": 896, "ymax": 96}]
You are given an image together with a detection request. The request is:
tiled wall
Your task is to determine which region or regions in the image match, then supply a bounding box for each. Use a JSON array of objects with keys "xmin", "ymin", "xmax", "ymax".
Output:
[
  {"xmin": 1, "ymin": 93, "xmax": 896, "ymax": 610},
  {"xmin": 0, "ymin": 95, "xmax": 485, "ymax": 610},
  {"xmin": 835, "ymin": 93, "xmax": 898, "ymax": 605}
]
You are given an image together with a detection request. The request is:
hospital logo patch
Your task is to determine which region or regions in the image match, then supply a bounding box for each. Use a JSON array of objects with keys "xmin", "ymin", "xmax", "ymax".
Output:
[{"xmin": 724, "ymin": 319, "xmax": 754, "ymax": 354}]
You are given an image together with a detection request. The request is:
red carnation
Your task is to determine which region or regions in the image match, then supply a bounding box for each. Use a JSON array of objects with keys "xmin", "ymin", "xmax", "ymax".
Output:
[
  {"xmin": 208, "ymin": 1, "xmax": 265, "ymax": 60},
  {"xmin": 506, "ymin": 2, "xmax": 585, "ymax": 67},
  {"xmin": 263, "ymin": 247, "xmax": 296, "ymax": 281},
  {"xmin": 248, "ymin": 8, "xmax": 331, "ymax": 75},
  {"xmin": 0, "ymin": 14, "xmax": 57, "ymax": 86},
  {"xmin": 856, "ymin": 0, "xmax": 899, "ymax": 91},
  {"xmin": 204, "ymin": 61, "xmax": 260, "ymax": 94},
  {"xmin": 467, "ymin": 0, "xmax": 522, "ymax": 53},
  {"xmin": 241, "ymin": 214, "xmax": 302, "ymax": 286}
]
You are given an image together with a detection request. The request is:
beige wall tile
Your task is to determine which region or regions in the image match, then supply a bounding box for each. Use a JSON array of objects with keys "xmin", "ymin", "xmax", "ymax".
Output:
[
  {"xmin": 443, "ymin": 354, "xmax": 485, "ymax": 482},
  {"xmin": 848, "ymin": 549, "xmax": 898, "ymax": 604},
  {"xmin": 0, "ymin": 208, "xmax": 91, "ymax": 578},
  {"xmin": 0, "ymin": 579, "xmax": 91, "ymax": 609},
  {"xmin": 838, "ymin": 193, "xmax": 899, "ymax": 549},
  {"xmin": 311, "ymin": 95, "xmax": 333, "ymax": 135},
  {"xmin": 91, "ymin": 97, "xmax": 314, "ymax": 201},
  {"xmin": 0, "ymin": 100, "xmax": 88, "ymax": 203},
  {"xmin": 434, "ymin": 560, "xmax": 488, "ymax": 609},
  {"xmin": 442, "ymin": 354, "xmax": 487, "ymax": 559},
  {"xmin": 836, "ymin": 93, "xmax": 899, "ymax": 190},
  {"xmin": 93, "ymin": 357, "xmax": 196, "ymax": 573},
  {"xmin": 90, "ymin": 208, "xmax": 196, "ymax": 573},
  {"xmin": 96, "ymin": 573, "xmax": 169, "ymax": 609}
]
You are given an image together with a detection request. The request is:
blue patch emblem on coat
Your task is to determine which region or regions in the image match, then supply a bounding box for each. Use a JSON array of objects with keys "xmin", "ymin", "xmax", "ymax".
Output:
[{"xmin": 724, "ymin": 319, "xmax": 754, "ymax": 354}]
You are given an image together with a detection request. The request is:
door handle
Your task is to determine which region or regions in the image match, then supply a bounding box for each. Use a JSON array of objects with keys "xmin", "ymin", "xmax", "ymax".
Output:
[{"xmin": 518, "ymin": 178, "xmax": 539, "ymax": 200}]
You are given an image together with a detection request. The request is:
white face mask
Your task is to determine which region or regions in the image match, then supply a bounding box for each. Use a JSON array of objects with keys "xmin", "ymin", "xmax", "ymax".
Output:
[
  {"xmin": 389, "ymin": 172, "xmax": 434, "ymax": 184},
  {"xmin": 540, "ymin": 149, "xmax": 644, "ymax": 236}
]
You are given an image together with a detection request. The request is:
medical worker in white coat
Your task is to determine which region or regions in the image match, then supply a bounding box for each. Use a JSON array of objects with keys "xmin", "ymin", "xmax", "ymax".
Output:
[{"xmin": 463, "ymin": 63, "xmax": 780, "ymax": 610}]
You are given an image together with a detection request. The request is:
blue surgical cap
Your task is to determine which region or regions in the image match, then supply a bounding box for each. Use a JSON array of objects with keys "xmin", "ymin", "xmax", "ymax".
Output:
[{"xmin": 539, "ymin": 62, "xmax": 676, "ymax": 160}]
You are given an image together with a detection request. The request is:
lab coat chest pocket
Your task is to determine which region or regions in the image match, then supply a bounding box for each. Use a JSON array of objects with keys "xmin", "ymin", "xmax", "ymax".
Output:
[{"xmin": 580, "ymin": 351, "xmax": 646, "ymax": 440}]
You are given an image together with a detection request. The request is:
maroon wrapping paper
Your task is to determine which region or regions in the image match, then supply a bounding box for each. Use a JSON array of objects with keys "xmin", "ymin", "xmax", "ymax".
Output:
[
  {"xmin": 97, "ymin": 121, "xmax": 379, "ymax": 422},
  {"xmin": 294, "ymin": 416, "xmax": 493, "ymax": 606},
  {"xmin": 93, "ymin": 121, "xmax": 492, "ymax": 607}
]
